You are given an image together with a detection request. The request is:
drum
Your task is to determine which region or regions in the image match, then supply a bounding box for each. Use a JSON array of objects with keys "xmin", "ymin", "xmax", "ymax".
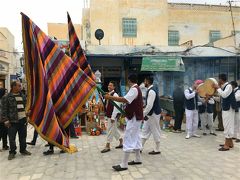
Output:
[
  {"xmin": 197, "ymin": 83, "xmax": 206, "ymax": 97},
  {"xmin": 204, "ymin": 78, "xmax": 218, "ymax": 96},
  {"xmin": 197, "ymin": 78, "xmax": 218, "ymax": 97}
]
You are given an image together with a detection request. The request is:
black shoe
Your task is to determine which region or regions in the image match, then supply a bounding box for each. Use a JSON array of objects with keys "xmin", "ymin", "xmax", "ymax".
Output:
[
  {"xmin": 210, "ymin": 133, "xmax": 217, "ymax": 136},
  {"xmin": 216, "ymin": 129, "xmax": 224, "ymax": 131},
  {"xmin": 218, "ymin": 147, "xmax": 229, "ymax": 151},
  {"xmin": 45, "ymin": 144, "xmax": 50, "ymax": 147},
  {"xmin": 43, "ymin": 150, "xmax": 54, "ymax": 155},
  {"xmin": 172, "ymin": 130, "xmax": 182, "ymax": 133},
  {"xmin": 112, "ymin": 165, "xmax": 128, "ymax": 171},
  {"xmin": 203, "ymin": 133, "xmax": 207, "ymax": 136},
  {"xmin": 101, "ymin": 148, "xmax": 110, "ymax": 153},
  {"xmin": 148, "ymin": 151, "xmax": 161, "ymax": 155},
  {"xmin": 115, "ymin": 145, "xmax": 123, "ymax": 149},
  {"xmin": 27, "ymin": 142, "xmax": 36, "ymax": 146},
  {"xmin": 60, "ymin": 150, "xmax": 66, "ymax": 154},
  {"xmin": 219, "ymin": 144, "xmax": 233, "ymax": 148},
  {"xmin": 21, "ymin": 150, "xmax": 31, "ymax": 156},
  {"xmin": 2, "ymin": 146, "xmax": 9, "ymax": 150},
  {"xmin": 235, "ymin": 139, "xmax": 240, "ymax": 143},
  {"xmin": 128, "ymin": 161, "xmax": 142, "ymax": 165},
  {"xmin": 8, "ymin": 154, "xmax": 15, "ymax": 160},
  {"xmin": 70, "ymin": 136, "xmax": 79, "ymax": 139}
]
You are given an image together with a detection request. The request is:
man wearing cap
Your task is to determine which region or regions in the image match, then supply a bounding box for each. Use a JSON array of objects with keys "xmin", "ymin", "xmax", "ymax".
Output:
[{"xmin": 184, "ymin": 80, "xmax": 202, "ymax": 139}]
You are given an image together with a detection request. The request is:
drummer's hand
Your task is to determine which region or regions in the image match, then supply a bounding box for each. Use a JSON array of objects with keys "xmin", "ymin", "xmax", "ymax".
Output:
[
  {"xmin": 212, "ymin": 83, "xmax": 219, "ymax": 89},
  {"xmin": 104, "ymin": 94, "xmax": 111, "ymax": 99}
]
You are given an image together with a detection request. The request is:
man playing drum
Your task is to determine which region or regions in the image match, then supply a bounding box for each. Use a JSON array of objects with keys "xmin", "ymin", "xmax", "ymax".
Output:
[{"xmin": 184, "ymin": 80, "xmax": 202, "ymax": 139}]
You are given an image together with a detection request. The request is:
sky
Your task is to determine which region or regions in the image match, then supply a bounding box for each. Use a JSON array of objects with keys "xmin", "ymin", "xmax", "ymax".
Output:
[{"xmin": 0, "ymin": 0, "xmax": 238, "ymax": 51}]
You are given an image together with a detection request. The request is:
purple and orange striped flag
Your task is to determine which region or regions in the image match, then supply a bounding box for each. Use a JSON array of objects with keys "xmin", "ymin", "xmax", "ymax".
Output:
[
  {"xmin": 67, "ymin": 12, "xmax": 95, "ymax": 81},
  {"xmin": 21, "ymin": 13, "xmax": 96, "ymax": 152}
]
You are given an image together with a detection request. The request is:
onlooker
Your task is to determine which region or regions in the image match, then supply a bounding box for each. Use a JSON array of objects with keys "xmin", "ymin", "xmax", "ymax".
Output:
[
  {"xmin": 0, "ymin": 88, "xmax": 9, "ymax": 150},
  {"xmin": 213, "ymin": 95, "xmax": 224, "ymax": 131},
  {"xmin": 172, "ymin": 84, "xmax": 185, "ymax": 132},
  {"xmin": 2, "ymin": 81, "xmax": 31, "ymax": 160}
]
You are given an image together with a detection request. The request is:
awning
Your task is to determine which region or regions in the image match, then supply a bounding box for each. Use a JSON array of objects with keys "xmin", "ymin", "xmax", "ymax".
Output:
[{"xmin": 141, "ymin": 56, "xmax": 185, "ymax": 72}]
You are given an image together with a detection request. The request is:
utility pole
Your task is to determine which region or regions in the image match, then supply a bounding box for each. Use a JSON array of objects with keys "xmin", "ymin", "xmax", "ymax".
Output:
[{"xmin": 229, "ymin": 0, "xmax": 237, "ymax": 46}]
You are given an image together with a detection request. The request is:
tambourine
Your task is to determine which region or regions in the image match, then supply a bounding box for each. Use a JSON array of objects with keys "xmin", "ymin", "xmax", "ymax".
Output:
[{"xmin": 197, "ymin": 78, "xmax": 218, "ymax": 97}]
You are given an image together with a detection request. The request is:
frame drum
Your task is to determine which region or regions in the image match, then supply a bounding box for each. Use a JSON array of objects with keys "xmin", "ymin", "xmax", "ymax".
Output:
[
  {"xmin": 204, "ymin": 78, "xmax": 218, "ymax": 96},
  {"xmin": 197, "ymin": 78, "xmax": 218, "ymax": 97},
  {"xmin": 197, "ymin": 83, "xmax": 206, "ymax": 97}
]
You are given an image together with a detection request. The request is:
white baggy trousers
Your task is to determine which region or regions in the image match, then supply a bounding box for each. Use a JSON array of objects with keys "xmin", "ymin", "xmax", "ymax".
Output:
[
  {"xmin": 141, "ymin": 113, "xmax": 161, "ymax": 142},
  {"xmin": 222, "ymin": 108, "xmax": 235, "ymax": 138},
  {"xmin": 106, "ymin": 118, "xmax": 121, "ymax": 143},
  {"xmin": 185, "ymin": 109, "xmax": 199, "ymax": 135}
]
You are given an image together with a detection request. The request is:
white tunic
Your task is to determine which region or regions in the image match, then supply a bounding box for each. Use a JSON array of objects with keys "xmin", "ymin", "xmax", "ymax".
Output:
[
  {"xmin": 184, "ymin": 87, "xmax": 198, "ymax": 135},
  {"xmin": 142, "ymin": 85, "xmax": 161, "ymax": 142},
  {"xmin": 234, "ymin": 87, "xmax": 240, "ymax": 139},
  {"xmin": 123, "ymin": 84, "xmax": 142, "ymax": 152}
]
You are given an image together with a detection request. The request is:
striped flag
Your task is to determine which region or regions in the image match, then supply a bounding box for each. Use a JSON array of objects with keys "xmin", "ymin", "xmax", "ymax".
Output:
[
  {"xmin": 21, "ymin": 13, "xmax": 96, "ymax": 152},
  {"xmin": 67, "ymin": 12, "xmax": 95, "ymax": 80}
]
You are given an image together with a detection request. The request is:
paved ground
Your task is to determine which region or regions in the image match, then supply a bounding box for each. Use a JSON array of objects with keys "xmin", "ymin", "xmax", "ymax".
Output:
[{"xmin": 0, "ymin": 124, "xmax": 240, "ymax": 180}]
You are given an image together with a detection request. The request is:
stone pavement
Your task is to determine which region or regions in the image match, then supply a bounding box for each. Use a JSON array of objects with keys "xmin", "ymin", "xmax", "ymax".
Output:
[{"xmin": 0, "ymin": 125, "xmax": 240, "ymax": 180}]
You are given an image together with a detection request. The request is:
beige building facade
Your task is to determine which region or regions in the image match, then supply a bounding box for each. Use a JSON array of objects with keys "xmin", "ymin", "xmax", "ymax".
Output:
[
  {"xmin": 82, "ymin": 0, "xmax": 240, "ymax": 47},
  {"xmin": 0, "ymin": 27, "xmax": 20, "ymax": 90},
  {"xmin": 47, "ymin": 23, "xmax": 82, "ymax": 44}
]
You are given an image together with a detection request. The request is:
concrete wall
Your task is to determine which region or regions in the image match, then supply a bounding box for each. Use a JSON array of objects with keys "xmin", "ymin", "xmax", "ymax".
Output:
[
  {"xmin": 85, "ymin": 0, "xmax": 168, "ymax": 46},
  {"xmin": 168, "ymin": 3, "xmax": 240, "ymax": 46},
  {"xmin": 48, "ymin": 23, "xmax": 82, "ymax": 40},
  {"xmin": 82, "ymin": 1, "xmax": 240, "ymax": 47}
]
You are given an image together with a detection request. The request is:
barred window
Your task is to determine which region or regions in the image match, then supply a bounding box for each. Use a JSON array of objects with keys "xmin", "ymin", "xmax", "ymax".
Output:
[
  {"xmin": 122, "ymin": 18, "xmax": 137, "ymax": 37},
  {"xmin": 168, "ymin": 30, "xmax": 179, "ymax": 46},
  {"xmin": 209, "ymin": 31, "xmax": 221, "ymax": 42}
]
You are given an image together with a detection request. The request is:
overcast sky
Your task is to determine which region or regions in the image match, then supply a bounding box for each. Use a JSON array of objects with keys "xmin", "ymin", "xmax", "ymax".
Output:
[{"xmin": 0, "ymin": 0, "xmax": 238, "ymax": 51}]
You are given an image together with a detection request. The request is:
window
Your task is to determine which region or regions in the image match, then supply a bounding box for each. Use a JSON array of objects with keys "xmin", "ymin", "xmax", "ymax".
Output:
[
  {"xmin": 168, "ymin": 31, "xmax": 179, "ymax": 46},
  {"xmin": 209, "ymin": 31, "xmax": 221, "ymax": 42},
  {"xmin": 122, "ymin": 18, "xmax": 137, "ymax": 37}
]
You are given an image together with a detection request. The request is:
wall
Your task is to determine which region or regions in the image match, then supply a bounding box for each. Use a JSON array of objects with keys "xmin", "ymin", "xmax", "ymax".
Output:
[
  {"xmin": 48, "ymin": 23, "xmax": 82, "ymax": 40},
  {"xmin": 0, "ymin": 27, "xmax": 18, "ymax": 89},
  {"xmin": 84, "ymin": 0, "xmax": 168, "ymax": 46},
  {"xmin": 168, "ymin": 3, "xmax": 240, "ymax": 46},
  {"xmin": 82, "ymin": 1, "xmax": 240, "ymax": 47}
]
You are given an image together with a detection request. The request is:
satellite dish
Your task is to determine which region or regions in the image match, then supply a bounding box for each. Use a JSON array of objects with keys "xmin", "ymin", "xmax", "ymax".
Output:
[{"xmin": 95, "ymin": 29, "xmax": 104, "ymax": 45}]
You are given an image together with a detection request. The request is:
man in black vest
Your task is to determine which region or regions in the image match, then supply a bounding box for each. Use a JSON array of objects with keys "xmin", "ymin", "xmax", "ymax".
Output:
[
  {"xmin": 101, "ymin": 81, "xmax": 123, "ymax": 153},
  {"xmin": 184, "ymin": 80, "xmax": 202, "ymax": 139},
  {"xmin": 141, "ymin": 76, "xmax": 161, "ymax": 155},
  {"xmin": 213, "ymin": 74, "xmax": 236, "ymax": 151},
  {"xmin": 105, "ymin": 74, "xmax": 143, "ymax": 171},
  {"xmin": 230, "ymin": 81, "xmax": 240, "ymax": 143}
]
